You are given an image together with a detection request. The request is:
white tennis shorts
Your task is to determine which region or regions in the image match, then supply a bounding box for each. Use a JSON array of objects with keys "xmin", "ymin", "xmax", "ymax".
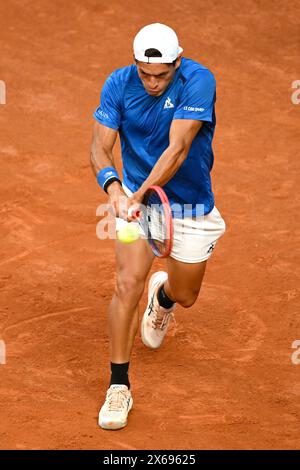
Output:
[{"xmin": 115, "ymin": 184, "xmax": 226, "ymax": 264}]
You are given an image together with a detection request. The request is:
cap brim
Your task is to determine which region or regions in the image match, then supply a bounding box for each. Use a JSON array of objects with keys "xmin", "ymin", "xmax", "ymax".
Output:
[{"xmin": 134, "ymin": 47, "xmax": 184, "ymax": 63}]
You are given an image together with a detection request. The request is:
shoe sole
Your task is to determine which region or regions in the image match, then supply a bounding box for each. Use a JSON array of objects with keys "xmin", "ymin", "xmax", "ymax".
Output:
[
  {"xmin": 141, "ymin": 271, "xmax": 168, "ymax": 349},
  {"xmin": 98, "ymin": 398, "xmax": 133, "ymax": 430}
]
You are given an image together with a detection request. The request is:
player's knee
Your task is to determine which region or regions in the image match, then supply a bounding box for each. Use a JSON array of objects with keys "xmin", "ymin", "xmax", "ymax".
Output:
[{"xmin": 115, "ymin": 273, "xmax": 145, "ymax": 303}]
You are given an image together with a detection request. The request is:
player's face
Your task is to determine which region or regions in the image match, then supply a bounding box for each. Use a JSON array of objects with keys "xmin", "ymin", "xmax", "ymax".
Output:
[{"xmin": 136, "ymin": 59, "xmax": 181, "ymax": 96}]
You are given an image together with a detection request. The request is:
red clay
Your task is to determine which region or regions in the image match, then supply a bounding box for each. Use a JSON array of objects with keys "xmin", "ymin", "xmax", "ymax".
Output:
[{"xmin": 0, "ymin": 0, "xmax": 299, "ymax": 450}]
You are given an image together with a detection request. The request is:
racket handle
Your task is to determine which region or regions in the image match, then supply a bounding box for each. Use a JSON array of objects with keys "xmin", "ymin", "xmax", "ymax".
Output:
[{"xmin": 128, "ymin": 206, "xmax": 141, "ymax": 219}]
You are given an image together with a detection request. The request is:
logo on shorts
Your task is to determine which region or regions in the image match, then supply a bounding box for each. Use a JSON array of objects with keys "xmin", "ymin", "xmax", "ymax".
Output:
[
  {"xmin": 207, "ymin": 243, "xmax": 215, "ymax": 254},
  {"xmin": 164, "ymin": 97, "xmax": 174, "ymax": 109}
]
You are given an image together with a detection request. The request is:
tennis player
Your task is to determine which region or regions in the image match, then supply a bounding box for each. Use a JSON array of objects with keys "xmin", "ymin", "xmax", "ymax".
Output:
[{"xmin": 91, "ymin": 23, "xmax": 226, "ymax": 430}]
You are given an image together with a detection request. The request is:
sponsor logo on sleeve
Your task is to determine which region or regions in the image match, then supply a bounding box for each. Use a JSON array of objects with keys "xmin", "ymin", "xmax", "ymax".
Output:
[
  {"xmin": 183, "ymin": 106, "xmax": 205, "ymax": 112},
  {"xmin": 98, "ymin": 109, "xmax": 109, "ymax": 119}
]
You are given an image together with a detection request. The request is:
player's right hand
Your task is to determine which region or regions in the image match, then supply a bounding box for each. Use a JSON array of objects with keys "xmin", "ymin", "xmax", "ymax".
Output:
[{"xmin": 107, "ymin": 183, "xmax": 129, "ymax": 220}]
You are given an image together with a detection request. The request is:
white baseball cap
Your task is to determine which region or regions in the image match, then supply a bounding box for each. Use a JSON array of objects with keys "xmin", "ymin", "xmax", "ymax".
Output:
[{"xmin": 133, "ymin": 23, "xmax": 183, "ymax": 64}]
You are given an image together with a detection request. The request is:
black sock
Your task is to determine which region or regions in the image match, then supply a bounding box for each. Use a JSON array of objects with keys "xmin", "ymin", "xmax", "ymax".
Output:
[
  {"xmin": 157, "ymin": 283, "xmax": 175, "ymax": 309},
  {"xmin": 110, "ymin": 362, "xmax": 130, "ymax": 389}
]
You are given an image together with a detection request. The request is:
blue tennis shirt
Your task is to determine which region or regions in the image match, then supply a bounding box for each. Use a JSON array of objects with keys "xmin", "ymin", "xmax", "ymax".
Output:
[{"xmin": 93, "ymin": 57, "xmax": 216, "ymax": 216}]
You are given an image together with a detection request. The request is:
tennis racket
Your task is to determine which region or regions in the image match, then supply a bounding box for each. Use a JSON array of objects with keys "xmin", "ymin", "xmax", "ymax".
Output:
[{"xmin": 128, "ymin": 185, "xmax": 173, "ymax": 258}]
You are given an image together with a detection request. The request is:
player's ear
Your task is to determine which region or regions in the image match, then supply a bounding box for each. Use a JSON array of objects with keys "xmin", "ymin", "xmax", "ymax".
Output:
[{"xmin": 174, "ymin": 55, "xmax": 182, "ymax": 70}]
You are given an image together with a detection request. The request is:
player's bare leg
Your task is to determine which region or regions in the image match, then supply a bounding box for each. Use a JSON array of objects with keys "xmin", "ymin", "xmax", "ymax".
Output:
[
  {"xmin": 164, "ymin": 257, "xmax": 207, "ymax": 307},
  {"xmin": 99, "ymin": 237, "xmax": 154, "ymax": 430},
  {"xmin": 109, "ymin": 238, "xmax": 154, "ymax": 362},
  {"xmin": 141, "ymin": 258, "xmax": 207, "ymax": 349}
]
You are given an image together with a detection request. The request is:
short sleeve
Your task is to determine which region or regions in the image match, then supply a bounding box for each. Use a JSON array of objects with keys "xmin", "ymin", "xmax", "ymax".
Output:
[
  {"xmin": 93, "ymin": 72, "xmax": 122, "ymax": 130},
  {"xmin": 173, "ymin": 70, "xmax": 216, "ymax": 123}
]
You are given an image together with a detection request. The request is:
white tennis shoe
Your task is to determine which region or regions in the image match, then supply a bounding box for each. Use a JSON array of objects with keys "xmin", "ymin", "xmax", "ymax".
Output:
[
  {"xmin": 141, "ymin": 271, "xmax": 176, "ymax": 349},
  {"xmin": 98, "ymin": 384, "xmax": 133, "ymax": 430}
]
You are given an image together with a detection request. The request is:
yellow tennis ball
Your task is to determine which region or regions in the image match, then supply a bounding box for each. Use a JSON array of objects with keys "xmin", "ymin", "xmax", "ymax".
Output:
[{"xmin": 117, "ymin": 223, "xmax": 140, "ymax": 244}]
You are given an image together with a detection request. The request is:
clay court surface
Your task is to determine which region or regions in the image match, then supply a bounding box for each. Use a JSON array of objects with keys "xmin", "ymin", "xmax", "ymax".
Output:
[{"xmin": 0, "ymin": 0, "xmax": 299, "ymax": 450}]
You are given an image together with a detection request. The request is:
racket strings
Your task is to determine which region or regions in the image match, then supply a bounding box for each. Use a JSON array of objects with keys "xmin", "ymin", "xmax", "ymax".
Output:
[
  {"xmin": 138, "ymin": 187, "xmax": 173, "ymax": 258},
  {"xmin": 143, "ymin": 192, "xmax": 169, "ymax": 254}
]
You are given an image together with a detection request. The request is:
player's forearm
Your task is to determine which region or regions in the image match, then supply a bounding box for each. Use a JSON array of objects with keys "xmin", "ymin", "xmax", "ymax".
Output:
[
  {"xmin": 90, "ymin": 138, "xmax": 124, "ymax": 197},
  {"xmin": 137, "ymin": 144, "xmax": 187, "ymax": 197},
  {"xmin": 90, "ymin": 141, "xmax": 114, "ymax": 177}
]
